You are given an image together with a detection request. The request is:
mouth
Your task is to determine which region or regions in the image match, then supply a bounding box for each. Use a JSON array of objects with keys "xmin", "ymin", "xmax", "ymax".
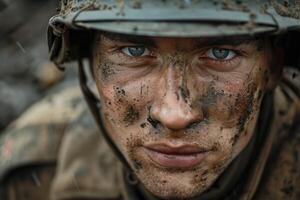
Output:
[{"xmin": 143, "ymin": 143, "xmax": 210, "ymax": 169}]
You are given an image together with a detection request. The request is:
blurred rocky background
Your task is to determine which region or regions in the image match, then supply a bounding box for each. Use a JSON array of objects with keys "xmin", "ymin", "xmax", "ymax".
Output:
[{"xmin": 0, "ymin": 0, "xmax": 76, "ymax": 131}]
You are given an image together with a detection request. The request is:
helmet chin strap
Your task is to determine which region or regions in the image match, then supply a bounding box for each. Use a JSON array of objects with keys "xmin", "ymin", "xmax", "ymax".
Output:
[{"xmin": 77, "ymin": 59, "xmax": 138, "ymax": 184}]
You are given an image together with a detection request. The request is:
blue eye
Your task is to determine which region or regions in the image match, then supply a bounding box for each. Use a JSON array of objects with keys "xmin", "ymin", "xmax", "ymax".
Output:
[
  {"xmin": 122, "ymin": 46, "xmax": 150, "ymax": 57},
  {"xmin": 207, "ymin": 48, "xmax": 236, "ymax": 60}
]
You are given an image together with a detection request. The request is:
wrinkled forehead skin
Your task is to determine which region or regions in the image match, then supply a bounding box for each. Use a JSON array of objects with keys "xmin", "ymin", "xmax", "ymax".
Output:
[{"xmin": 56, "ymin": 0, "xmax": 300, "ymax": 37}]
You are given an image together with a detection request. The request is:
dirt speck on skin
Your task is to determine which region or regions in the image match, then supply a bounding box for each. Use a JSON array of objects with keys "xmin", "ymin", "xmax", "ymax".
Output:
[
  {"xmin": 263, "ymin": 69, "xmax": 270, "ymax": 85},
  {"xmin": 233, "ymin": 82, "xmax": 256, "ymax": 144},
  {"xmin": 190, "ymin": 168, "xmax": 209, "ymax": 187},
  {"xmin": 114, "ymin": 86, "xmax": 126, "ymax": 97},
  {"xmin": 165, "ymin": 52, "xmax": 187, "ymax": 68},
  {"xmin": 211, "ymin": 161, "xmax": 227, "ymax": 175},
  {"xmin": 133, "ymin": 159, "xmax": 143, "ymax": 170},
  {"xmin": 179, "ymin": 86, "xmax": 190, "ymax": 103},
  {"xmin": 199, "ymin": 82, "xmax": 224, "ymax": 106},
  {"xmin": 193, "ymin": 82, "xmax": 226, "ymax": 123},
  {"xmin": 99, "ymin": 63, "xmax": 116, "ymax": 79},
  {"xmin": 140, "ymin": 123, "xmax": 147, "ymax": 128},
  {"xmin": 126, "ymin": 137, "xmax": 145, "ymax": 172},
  {"xmin": 140, "ymin": 85, "xmax": 145, "ymax": 95},
  {"xmin": 123, "ymin": 105, "xmax": 140, "ymax": 125}
]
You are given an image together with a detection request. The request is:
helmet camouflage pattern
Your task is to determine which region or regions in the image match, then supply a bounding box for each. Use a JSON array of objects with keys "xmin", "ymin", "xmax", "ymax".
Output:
[{"xmin": 48, "ymin": 0, "xmax": 300, "ymax": 68}]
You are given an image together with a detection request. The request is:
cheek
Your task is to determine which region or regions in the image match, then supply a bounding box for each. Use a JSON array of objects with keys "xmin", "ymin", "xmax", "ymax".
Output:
[
  {"xmin": 191, "ymin": 80, "xmax": 250, "ymax": 127},
  {"xmin": 189, "ymin": 75, "xmax": 263, "ymax": 161},
  {"xmin": 97, "ymin": 63, "xmax": 117, "ymax": 81},
  {"xmin": 98, "ymin": 78, "xmax": 157, "ymax": 129},
  {"xmin": 232, "ymin": 112, "xmax": 259, "ymax": 156},
  {"xmin": 198, "ymin": 60, "xmax": 267, "ymax": 126}
]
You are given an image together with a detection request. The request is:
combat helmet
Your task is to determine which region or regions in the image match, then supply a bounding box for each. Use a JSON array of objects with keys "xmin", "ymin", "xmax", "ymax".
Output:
[
  {"xmin": 47, "ymin": 0, "xmax": 300, "ymax": 173},
  {"xmin": 48, "ymin": 0, "xmax": 300, "ymax": 65}
]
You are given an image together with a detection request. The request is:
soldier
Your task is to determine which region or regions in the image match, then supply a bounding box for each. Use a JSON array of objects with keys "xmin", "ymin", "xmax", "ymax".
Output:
[{"xmin": 1, "ymin": 0, "xmax": 300, "ymax": 200}]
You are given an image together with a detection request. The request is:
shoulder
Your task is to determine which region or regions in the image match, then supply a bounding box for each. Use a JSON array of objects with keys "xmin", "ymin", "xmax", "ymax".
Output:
[
  {"xmin": 253, "ymin": 67, "xmax": 300, "ymax": 200},
  {"xmin": 253, "ymin": 124, "xmax": 300, "ymax": 200},
  {"xmin": 0, "ymin": 83, "xmax": 87, "ymax": 199},
  {"xmin": 50, "ymin": 108, "xmax": 122, "ymax": 200}
]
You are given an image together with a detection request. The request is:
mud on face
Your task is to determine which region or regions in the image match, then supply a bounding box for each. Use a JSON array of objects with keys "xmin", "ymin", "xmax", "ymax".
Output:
[{"xmin": 92, "ymin": 34, "xmax": 281, "ymax": 200}]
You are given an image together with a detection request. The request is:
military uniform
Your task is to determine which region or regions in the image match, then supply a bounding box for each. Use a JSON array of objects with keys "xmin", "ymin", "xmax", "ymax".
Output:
[
  {"xmin": 0, "ymin": 68, "xmax": 299, "ymax": 200},
  {"xmin": 0, "ymin": 84, "xmax": 85, "ymax": 200}
]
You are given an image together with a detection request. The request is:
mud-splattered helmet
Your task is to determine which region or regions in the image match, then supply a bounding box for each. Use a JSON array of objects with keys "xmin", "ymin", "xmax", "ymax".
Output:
[{"xmin": 48, "ymin": 0, "xmax": 300, "ymax": 67}]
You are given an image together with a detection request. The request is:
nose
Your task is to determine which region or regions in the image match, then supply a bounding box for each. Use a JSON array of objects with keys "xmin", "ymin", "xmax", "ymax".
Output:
[{"xmin": 150, "ymin": 67, "xmax": 203, "ymax": 130}]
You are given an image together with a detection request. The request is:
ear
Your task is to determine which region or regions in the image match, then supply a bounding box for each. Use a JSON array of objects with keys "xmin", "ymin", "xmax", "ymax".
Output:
[{"xmin": 266, "ymin": 47, "xmax": 284, "ymax": 90}]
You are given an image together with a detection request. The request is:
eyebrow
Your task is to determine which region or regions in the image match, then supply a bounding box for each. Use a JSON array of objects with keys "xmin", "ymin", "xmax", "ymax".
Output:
[
  {"xmin": 194, "ymin": 37, "xmax": 257, "ymax": 48},
  {"xmin": 100, "ymin": 32, "xmax": 261, "ymax": 48},
  {"xmin": 101, "ymin": 32, "xmax": 156, "ymax": 47}
]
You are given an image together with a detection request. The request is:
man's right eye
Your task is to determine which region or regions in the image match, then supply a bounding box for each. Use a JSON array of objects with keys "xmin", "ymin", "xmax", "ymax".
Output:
[
  {"xmin": 121, "ymin": 46, "xmax": 150, "ymax": 57},
  {"xmin": 207, "ymin": 48, "xmax": 237, "ymax": 61}
]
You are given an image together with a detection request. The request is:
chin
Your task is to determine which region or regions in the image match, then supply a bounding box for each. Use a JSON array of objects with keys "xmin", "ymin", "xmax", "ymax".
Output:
[
  {"xmin": 135, "ymin": 165, "xmax": 221, "ymax": 200},
  {"xmin": 141, "ymin": 177, "xmax": 209, "ymax": 200}
]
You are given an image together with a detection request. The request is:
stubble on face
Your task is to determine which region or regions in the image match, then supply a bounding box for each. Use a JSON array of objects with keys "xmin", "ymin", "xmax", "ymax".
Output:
[{"xmin": 92, "ymin": 34, "xmax": 275, "ymax": 199}]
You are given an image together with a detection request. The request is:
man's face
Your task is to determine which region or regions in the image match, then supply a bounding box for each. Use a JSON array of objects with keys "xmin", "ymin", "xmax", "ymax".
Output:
[{"xmin": 92, "ymin": 33, "xmax": 278, "ymax": 199}]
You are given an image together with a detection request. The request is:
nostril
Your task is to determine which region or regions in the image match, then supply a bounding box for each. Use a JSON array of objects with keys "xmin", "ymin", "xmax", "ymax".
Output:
[
  {"xmin": 147, "ymin": 115, "xmax": 159, "ymax": 128},
  {"xmin": 186, "ymin": 118, "xmax": 208, "ymax": 129},
  {"xmin": 147, "ymin": 106, "xmax": 160, "ymax": 129},
  {"xmin": 186, "ymin": 121, "xmax": 199, "ymax": 129}
]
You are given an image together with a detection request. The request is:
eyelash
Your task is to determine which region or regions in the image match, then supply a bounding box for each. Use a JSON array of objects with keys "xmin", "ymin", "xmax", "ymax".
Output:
[
  {"xmin": 199, "ymin": 48, "xmax": 243, "ymax": 65},
  {"xmin": 202, "ymin": 57, "xmax": 241, "ymax": 69},
  {"xmin": 109, "ymin": 46, "xmax": 156, "ymax": 67},
  {"xmin": 111, "ymin": 45, "xmax": 244, "ymax": 71}
]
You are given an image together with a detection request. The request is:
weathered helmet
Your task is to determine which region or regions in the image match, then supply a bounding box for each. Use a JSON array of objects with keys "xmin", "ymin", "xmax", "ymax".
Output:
[{"xmin": 48, "ymin": 0, "xmax": 300, "ymax": 67}]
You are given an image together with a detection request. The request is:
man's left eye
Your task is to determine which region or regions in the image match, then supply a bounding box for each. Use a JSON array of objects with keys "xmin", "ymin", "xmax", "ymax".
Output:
[
  {"xmin": 121, "ymin": 46, "xmax": 150, "ymax": 57},
  {"xmin": 207, "ymin": 48, "xmax": 236, "ymax": 60}
]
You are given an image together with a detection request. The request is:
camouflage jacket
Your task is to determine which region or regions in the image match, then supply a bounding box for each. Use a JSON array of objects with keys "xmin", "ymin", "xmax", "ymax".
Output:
[{"xmin": 0, "ymin": 68, "xmax": 299, "ymax": 200}]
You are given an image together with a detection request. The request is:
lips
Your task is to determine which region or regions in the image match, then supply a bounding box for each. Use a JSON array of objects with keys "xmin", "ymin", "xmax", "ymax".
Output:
[{"xmin": 143, "ymin": 143, "xmax": 210, "ymax": 169}]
